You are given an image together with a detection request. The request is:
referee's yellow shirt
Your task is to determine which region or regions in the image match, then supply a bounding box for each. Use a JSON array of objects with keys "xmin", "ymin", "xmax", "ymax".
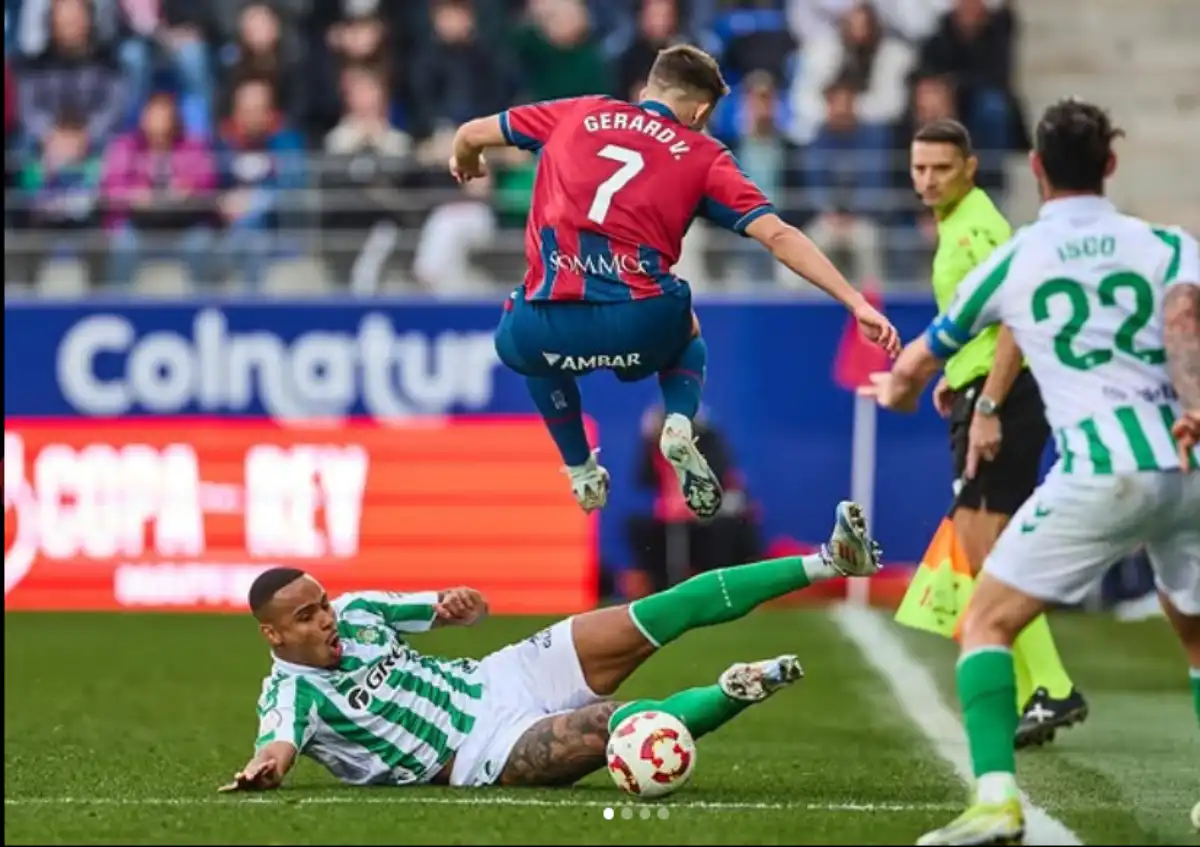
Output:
[{"xmin": 930, "ymin": 187, "xmax": 1013, "ymax": 390}]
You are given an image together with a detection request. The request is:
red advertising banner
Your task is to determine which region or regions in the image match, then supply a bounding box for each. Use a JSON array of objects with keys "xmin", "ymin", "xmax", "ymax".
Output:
[{"xmin": 4, "ymin": 417, "xmax": 598, "ymax": 614}]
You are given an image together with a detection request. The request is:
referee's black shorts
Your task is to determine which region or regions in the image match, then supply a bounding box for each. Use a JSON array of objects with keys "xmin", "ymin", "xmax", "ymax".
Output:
[{"xmin": 949, "ymin": 369, "xmax": 1051, "ymax": 516}]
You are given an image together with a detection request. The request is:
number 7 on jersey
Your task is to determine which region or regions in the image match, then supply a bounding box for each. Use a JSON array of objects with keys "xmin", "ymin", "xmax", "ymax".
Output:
[{"xmin": 587, "ymin": 145, "xmax": 645, "ymax": 225}]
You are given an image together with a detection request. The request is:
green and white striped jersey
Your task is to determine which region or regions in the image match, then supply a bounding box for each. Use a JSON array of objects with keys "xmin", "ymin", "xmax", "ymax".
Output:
[
  {"xmin": 927, "ymin": 196, "xmax": 1200, "ymax": 475},
  {"xmin": 254, "ymin": 591, "xmax": 484, "ymax": 785}
]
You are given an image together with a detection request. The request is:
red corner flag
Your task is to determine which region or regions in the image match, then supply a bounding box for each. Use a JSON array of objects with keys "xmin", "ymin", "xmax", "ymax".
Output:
[{"xmin": 834, "ymin": 279, "xmax": 890, "ymax": 391}]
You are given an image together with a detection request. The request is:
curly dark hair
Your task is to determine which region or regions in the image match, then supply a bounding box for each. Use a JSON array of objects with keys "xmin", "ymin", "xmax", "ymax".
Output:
[{"xmin": 1035, "ymin": 98, "xmax": 1125, "ymax": 193}]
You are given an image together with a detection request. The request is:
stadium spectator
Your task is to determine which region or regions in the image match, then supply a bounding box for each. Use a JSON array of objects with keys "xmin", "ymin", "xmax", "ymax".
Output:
[
  {"xmin": 216, "ymin": 2, "xmax": 305, "ymax": 132},
  {"xmin": 304, "ymin": 4, "xmax": 398, "ymax": 142},
  {"xmin": 213, "ymin": 74, "xmax": 306, "ymax": 290},
  {"xmin": 113, "ymin": 0, "xmax": 218, "ymax": 138},
  {"xmin": 787, "ymin": 1, "xmax": 915, "ymax": 145},
  {"xmin": 708, "ymin": 0, "xmax": 795, "ymax": 88},
  {"xmin": 101, "ymin": 90, "xmax": 216, "ymax": 289},
  {"xmin": 13, "ymin": 107, "xmax": 105, "ymax": 283},
  {"xmin": 614, "ymin": 0, "xmax": 689, "ymax": 101},
  {"xmin": 14, "ymin": 0, "xmax": 124, "ymax": 56},
  {"xmin": 801, "ymin": 73, "xmax": 889, "ymax": 285},
  {"xmin": 15, "ymin": 0, "xmax": 127, "ymax": 151},
  {"xmin": 408, "ymin": 0, "xmax": 516, "ymax": 144},
  {"xmin": 787, "ymin": 0, "xmax": 996, "ymax": 44},
  {"xmin": 916, "ymin": 0, "xmax": 1028, "ymax": 191},
  {"xmin": 731, "ymin": 70, "xmax": 804, "ymax": 285},
  {"xmin": 321, "ymin": 62, "xmax": 417, "ymax": 292},
  {"xmin": 512, "ymin": 0, "xmax": 611, "ymax": 102}
]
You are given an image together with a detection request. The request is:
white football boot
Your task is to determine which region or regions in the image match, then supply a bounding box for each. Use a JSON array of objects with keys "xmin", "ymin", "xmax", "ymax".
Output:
[
  {"xmin": 823, "ymin": 500, "xmax": 883, "ymax": 577},
  {"xmin": 659, "ymin": 413, "xmax": 723, "ymax": 520},
  {"xmin": 718, "ymin": 655, "xmax": 804, "ymax": 702},
  {"xmin": 565, "ymin": 450, "xmax": 610, "ymax": 513}
]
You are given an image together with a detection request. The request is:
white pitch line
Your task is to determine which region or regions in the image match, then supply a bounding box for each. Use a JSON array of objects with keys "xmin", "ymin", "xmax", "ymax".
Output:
[
  {"xmin": 830, "ymin": 603, "xmax": 1084, "ymax": 846},
  {"xmin": 2, "ymin": 796, "xmax": 957, "ymax": 812}
]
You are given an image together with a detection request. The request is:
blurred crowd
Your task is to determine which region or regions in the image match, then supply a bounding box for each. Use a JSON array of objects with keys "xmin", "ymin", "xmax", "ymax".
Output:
[{"xmin": 3, "ymin": 0, "xmax": 1031, "ymax": 294}]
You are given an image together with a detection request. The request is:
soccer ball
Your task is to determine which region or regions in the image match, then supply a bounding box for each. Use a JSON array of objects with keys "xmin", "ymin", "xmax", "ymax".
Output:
[{"xmin": 606, "ymin": 710, "xmax": 695, "ymax": 800}]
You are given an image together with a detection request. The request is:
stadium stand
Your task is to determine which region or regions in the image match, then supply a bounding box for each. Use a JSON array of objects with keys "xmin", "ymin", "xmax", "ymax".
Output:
[{"xmin": 3, "ymin": 0, "xmax": 1073, "ymax": 297}]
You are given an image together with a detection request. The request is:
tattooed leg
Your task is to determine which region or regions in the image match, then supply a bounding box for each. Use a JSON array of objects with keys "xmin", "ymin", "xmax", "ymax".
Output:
[
  {"xmin": 498, "ymin": 701, "xmax": 620, "ymax": 787},
  {"xmin": 496, "ymin": 657, "xmax": 804, "ymax": 788}
]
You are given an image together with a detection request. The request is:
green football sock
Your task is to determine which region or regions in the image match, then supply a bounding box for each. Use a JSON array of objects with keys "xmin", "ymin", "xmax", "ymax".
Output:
[
  {"xmin": 1013, "ymin": 614, "xmax": 1074, "ymax": 699},
  {"xmin": 1191, "ymin": 668, "xmax": 1200, "ymax": 729},
  {"xmin": 957, "ymin": 647, "xmax": 1018, "ymax": 777},
  {"xmin": 609, "ymin": 685, "xmax": 749, "ymax": 741},
  {"xmin": 628, "ymin": 555, "xmax": 831, "ymax": 647}
]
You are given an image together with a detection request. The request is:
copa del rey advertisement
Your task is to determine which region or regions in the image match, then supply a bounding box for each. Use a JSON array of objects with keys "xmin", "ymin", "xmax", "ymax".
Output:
[{"xmin": 4, "ymin": 418, "xmax": 597, "ymax": 614}]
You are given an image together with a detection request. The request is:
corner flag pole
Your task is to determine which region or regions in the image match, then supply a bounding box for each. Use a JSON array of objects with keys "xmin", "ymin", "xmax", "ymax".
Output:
[
  {"xmin": 832, "ymin": 278, "xmax": 887, "ymax": 608},
  {"xmin": 847, "ymin": 394, "xmax": 876, "ymax": 606}
]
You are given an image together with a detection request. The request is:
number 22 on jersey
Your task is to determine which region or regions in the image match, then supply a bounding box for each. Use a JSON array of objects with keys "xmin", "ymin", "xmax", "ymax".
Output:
[
  {"xmin": 586, "ymin": 145, "xmax": 645, "ymax": 225},
  {"xmin": 1033, "ymin": 271, "xmax": 1166, "ymax": 370}
]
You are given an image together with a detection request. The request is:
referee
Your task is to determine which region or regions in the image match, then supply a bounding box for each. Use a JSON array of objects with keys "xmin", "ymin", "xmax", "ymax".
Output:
[{"xmin": 909, "ymin": 119, "xmax": 1088, "ymax": 748}]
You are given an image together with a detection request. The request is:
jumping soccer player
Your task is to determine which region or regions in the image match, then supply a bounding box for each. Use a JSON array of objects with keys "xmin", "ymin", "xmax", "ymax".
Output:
[
  {"xmin": 218, "ymin": 502, "xmax": 882, "ymax": 793},
  {"xmin": 449, "ymin": 44, "xmax": 900, "ymax": 519},
  {"xmin": 860, "ymin": 98, "xmax": 1200, "ymax": 845}
]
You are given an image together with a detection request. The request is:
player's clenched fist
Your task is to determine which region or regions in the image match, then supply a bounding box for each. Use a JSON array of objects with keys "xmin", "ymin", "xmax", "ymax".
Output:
[
  {"xmin": 435, "ymin": 587, "xmax": 489, "ymax": 626},
  {"xmin": 449, "ymin": 153, "xmax": 487, "ymax": 184}
]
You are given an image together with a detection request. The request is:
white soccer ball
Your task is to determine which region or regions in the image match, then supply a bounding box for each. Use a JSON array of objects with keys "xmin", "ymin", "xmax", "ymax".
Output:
[
  {"xmin": 606, "ymin": 709, "xmax": 696, "ymax": 800},
  {"xmin": 1190, "ymin": 799, "xmax": 1200, "ymax": 831}
]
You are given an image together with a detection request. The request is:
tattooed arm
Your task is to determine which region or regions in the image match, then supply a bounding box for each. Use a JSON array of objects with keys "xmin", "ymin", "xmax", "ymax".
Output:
[
  {"xmin": 1164, "ymin": 282, "xmax": 1200, "ymax": 466},
  {"xmin": 498, "ymin": 702, "xmax": 620, "ymax": 787},
  {"xmin": 1165, "ymin": 283, "xmax": 1200, "ymax": 410}
]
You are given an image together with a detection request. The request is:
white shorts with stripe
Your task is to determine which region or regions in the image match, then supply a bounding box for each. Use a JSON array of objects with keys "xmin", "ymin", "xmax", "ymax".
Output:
[
  {"xmin": 449, "ymin": 618, "xmax": 603, "ymax": 787},
  {"xmin": 984, "ymin": 468, "xmax": 1200, "ymax": 614}
]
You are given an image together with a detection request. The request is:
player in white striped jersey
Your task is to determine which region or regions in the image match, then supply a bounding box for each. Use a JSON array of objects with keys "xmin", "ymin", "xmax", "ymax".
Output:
[
  {"xmin": 860, "ymin": 98, "xmax": 1200, "ymax": 845},
  {"xmin": 218, "ymin": 500, "xmax": 883, "ymax": 793}
]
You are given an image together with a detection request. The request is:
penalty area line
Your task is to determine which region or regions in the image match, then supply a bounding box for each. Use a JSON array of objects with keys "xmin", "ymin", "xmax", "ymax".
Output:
[
  {"xmin": 830, "ymin": 603, "xmax": 1084, "ymax": 846},
  {"xmin": 2, "ymin": 796, "xmax": 958, "ymax": 812}
]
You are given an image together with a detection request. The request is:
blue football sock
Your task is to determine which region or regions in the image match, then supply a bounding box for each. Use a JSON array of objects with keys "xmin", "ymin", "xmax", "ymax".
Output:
[
  {"xmin": 524, "ymin": 375, "xmax": 591, "ymax": 467},
  {"xmin": 658, "ymin": 336, "xmax": 706, "ymax": 420}
]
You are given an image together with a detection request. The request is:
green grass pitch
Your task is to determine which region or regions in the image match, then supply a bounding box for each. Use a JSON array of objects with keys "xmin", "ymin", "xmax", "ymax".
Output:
[{"xmin": 5, "ymin": 607, "xmax": 1198, "ymax": 844}]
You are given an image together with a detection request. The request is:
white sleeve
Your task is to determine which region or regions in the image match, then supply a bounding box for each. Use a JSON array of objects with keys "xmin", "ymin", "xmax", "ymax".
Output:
[
  {"xmin": 255, "ymin": 676, "xmax": 317, "ymax": 752},
  {"xmin": 1162, "ymin": 226, "xmax": 1200, "ymax": 287},
  {"xmin": 334, "ymin": 590, "xmax": 439, "ymax": 633},
  {"xmin": 923, "ymin": 239, "xmax": 1021, "ymax": 359}
]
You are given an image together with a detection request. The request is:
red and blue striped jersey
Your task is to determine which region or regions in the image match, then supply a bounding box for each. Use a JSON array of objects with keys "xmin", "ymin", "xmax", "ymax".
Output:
[{"xmin": 500, "ymin": 95, "xmax": 775, "ymax": 303}]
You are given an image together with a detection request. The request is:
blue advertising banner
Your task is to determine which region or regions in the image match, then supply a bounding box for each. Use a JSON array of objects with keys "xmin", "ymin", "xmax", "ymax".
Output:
[{"xmin": 5, "ymin": 298, "xmax": 969, "ymax": 569}]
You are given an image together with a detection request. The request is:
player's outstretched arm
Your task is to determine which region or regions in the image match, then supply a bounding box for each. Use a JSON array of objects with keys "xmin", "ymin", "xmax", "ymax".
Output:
[
  {"xmin": 218, "ymin": 741, "xmax": 297, "ymax": 793},
  {"xmin": 744, "ymin": 213, "xmax": 900, "ymax": 356},
  {"xmin": 859, "ymin": 335, "xmax": 945, "ymax": 413}
]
